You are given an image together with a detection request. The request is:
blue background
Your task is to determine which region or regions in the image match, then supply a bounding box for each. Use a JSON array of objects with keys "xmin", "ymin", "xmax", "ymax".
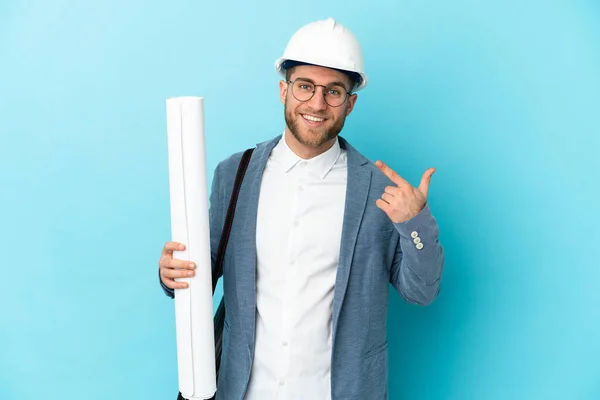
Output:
[{"xmin": 1, "ymin": 1, "xmax": 599, "ymax": 399}]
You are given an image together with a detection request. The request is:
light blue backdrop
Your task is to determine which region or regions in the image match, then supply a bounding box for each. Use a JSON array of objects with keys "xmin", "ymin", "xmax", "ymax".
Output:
[{"xmin": 1, "ymin": 1, "xmax": 599, "ymax": 399}]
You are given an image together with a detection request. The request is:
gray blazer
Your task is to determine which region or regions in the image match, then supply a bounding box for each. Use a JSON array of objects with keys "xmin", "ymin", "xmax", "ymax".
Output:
[{"xmin": 162, "ymin": 134, "xmax": 445, "ymax": 399}]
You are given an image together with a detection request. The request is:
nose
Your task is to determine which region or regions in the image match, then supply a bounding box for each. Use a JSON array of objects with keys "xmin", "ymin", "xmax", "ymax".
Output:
[{"xmin": 306, "ymin": 86, "xmax": 328, "ymax": 111}]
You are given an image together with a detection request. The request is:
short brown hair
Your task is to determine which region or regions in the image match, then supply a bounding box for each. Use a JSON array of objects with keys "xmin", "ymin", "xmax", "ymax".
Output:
[{"xmin": 285, "ymin": 66, "xmax": 297, "ymax": 82}]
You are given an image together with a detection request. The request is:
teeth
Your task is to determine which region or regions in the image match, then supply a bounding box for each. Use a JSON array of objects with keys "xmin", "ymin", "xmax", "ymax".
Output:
[{"xmin": 302, "ymin": 114, "xmax": 324, "ymax": 122}]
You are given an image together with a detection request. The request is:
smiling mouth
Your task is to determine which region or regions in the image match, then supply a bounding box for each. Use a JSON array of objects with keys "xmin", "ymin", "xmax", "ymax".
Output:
[{"xmin": 301, "ymin": 114, "xmax": 326, "ymax": 123}]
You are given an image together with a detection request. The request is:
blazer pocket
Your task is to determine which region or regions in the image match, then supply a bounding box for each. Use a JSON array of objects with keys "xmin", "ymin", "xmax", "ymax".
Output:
[{"xmin": 356, "ymin": 227, "xmax": 394, "ymax": 248}]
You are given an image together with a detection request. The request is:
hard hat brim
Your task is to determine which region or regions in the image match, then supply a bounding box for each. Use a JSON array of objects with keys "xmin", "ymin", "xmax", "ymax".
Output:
[{"xmin": 275, "ymin": 57, "xmax": 368, "ymax": 91}]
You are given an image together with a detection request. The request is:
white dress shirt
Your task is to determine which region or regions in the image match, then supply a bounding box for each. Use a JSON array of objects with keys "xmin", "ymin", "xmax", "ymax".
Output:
[{"xmin": 245, "ymin": 133, "xmax": 348, "ymax": 399}]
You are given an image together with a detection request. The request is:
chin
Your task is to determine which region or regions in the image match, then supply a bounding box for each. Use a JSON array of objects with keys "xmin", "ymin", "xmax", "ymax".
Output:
[{"xmin": 296, "ymin": 128, "xmax": 335, "ymax": 148}]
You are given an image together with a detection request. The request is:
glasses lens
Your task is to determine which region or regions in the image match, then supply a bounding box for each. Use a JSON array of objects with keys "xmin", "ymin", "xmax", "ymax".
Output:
[
  {"xmin": 324, "ymin": 84, "xmax": 347, "ymax": 107},
  {"xmin": 292, "ymin": 80, "xmax": 315, "ymax": 102}
]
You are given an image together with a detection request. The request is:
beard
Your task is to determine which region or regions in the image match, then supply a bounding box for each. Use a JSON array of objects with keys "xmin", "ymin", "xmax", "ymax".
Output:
[{"xmin": 284, "ymin": 101, "xmax": 347, "ymax": 148}]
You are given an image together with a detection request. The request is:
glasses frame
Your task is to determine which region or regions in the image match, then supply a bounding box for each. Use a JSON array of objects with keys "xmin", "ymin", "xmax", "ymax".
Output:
[{"xmin": 286, "ymin": 79, "xmax": 351, "ymax": 107}]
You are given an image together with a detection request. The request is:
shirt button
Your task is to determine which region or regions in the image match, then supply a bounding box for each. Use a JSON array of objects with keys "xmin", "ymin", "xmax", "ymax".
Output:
[
  {"xmin": 282, "ymin": 341, "xmax": 288, "ymax": 346},
  {"xmin": 290, "ymin": 260, "xmax": 296, "ymax": 265},
  {"xmin": 294, "ymin": 220, "xmax": 299, "ymax": 226},
  {"xmin": 279, "ymin": 380, "xmax": 285, "ymax": 386},
  {"xmin": 298, "ymin": 185, "xmax": 304, "ymax": 191}
]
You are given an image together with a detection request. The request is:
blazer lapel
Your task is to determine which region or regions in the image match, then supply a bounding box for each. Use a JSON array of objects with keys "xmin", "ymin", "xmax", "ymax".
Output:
[
  {"xmin": 232, "ymin": 135, "xmax": 280, "ymax": 357},
  {"xmin": 331, "ymin": 137, "xmax": 371, "ymax": 342}
]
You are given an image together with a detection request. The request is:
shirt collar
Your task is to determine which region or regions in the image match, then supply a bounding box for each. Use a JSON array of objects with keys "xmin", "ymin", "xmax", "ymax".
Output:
[{"xmin": 274, "ymin": 132, "xmax": 342, "ymax": 179}]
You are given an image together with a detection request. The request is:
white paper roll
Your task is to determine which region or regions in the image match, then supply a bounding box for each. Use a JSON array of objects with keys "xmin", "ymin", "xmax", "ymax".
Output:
[{"xmin": 166, "ymin": 96, "xmax": 216, "ymax": 399}]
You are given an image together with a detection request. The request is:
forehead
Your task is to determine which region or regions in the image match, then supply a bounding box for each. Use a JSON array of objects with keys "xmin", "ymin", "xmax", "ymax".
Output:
[{"xmin": 289, "ymin": 65, "xmax": 352, "ymax": 87}]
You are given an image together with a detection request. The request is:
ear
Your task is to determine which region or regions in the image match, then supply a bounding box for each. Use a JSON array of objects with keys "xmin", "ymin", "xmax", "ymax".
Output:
[
  {"xmin": 345, "ymin": 93, "xmax": 358, "ymax": 116},
  {"xmin": 279, "ymin": 80, "xmax": 288, "ymax": 105}
]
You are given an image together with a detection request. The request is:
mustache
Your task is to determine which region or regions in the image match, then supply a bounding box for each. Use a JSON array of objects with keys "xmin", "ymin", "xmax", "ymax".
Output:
[{"xmin": 296, "ymin": 109, "xmax": 330, "ymax": 119}]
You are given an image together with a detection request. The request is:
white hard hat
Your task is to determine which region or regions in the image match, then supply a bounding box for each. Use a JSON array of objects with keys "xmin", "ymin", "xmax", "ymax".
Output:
[{"xmin": 274, "ymin": 18, "xmax": 368, "ymax": 91}]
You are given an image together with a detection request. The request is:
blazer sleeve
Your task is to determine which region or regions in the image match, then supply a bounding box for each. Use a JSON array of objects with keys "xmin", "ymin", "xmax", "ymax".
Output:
[
  {"xmin": 389, "ymin": 202, "xmax": 445, "ymax": 306},
  {"xmin": 159, "ymin": 162, "xmax": 224, "ymax": 298}
]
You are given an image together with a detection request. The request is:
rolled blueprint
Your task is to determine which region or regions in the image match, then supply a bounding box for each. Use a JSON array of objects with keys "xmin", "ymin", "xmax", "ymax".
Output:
[{"xmin": 166, "ymin": 96, "xmax": 216, "ymax": 399}]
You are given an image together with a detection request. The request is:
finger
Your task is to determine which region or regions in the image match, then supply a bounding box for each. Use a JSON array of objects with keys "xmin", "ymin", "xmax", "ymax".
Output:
[
  {"xmin": 381, "ymin": 193, "xmax": 395, "ymax": 204},
  {"xmin": 162, "ymin": 277, "xmax": 189, "ymax": 290},
  {"xmin": 375, "ymin": 160, "xmax": 409, "ymax": 187},
  {"xmin": 163, "ymin": 268, "xmax": 195, "ymax": 279},
  {"xmin": 376, "ymin": 198, "xmax": 392, "ymax": 213},
  {"xmin": 162, "ymin": 241, "xmax": 186, "ymax": 256},
  {"xmin": 418, "ymin": 168, "xmax": 436, "ymax": 198},
  {"xmin": 161, "ymin": 257, "xmax": 196, "ymax": 270},
  {"xmin": 384, "ymin": 186, "xmax": 403, "ymax": 197}
]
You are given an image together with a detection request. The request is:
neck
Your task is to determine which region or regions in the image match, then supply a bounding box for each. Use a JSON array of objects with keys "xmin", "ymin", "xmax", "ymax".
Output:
[{"xmin": 284, "ymin": 128, "xmax": 336, "ymax": 159}]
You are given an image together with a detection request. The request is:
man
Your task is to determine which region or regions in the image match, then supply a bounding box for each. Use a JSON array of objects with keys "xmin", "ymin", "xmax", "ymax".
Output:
[{"xmin": 159, "ymin": 18, "xmax": 444, "ymax": 399}]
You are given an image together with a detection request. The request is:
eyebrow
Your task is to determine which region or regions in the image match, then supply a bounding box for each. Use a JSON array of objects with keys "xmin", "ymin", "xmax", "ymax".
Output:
[{"xmin": 295, "ymin": 77, "xmax": 349, "ymax": 91}]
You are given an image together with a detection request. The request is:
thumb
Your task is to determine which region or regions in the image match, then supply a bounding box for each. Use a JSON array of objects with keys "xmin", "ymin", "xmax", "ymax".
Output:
[{"xmin": 418, "ymin": 168, "xmax": 436, "ymax": 198}]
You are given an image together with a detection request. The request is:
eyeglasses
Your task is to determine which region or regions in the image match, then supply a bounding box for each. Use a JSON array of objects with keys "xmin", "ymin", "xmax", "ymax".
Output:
[{"xmin": 286, "ymin": 79, "xmax": 350, "ymax": 107}]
